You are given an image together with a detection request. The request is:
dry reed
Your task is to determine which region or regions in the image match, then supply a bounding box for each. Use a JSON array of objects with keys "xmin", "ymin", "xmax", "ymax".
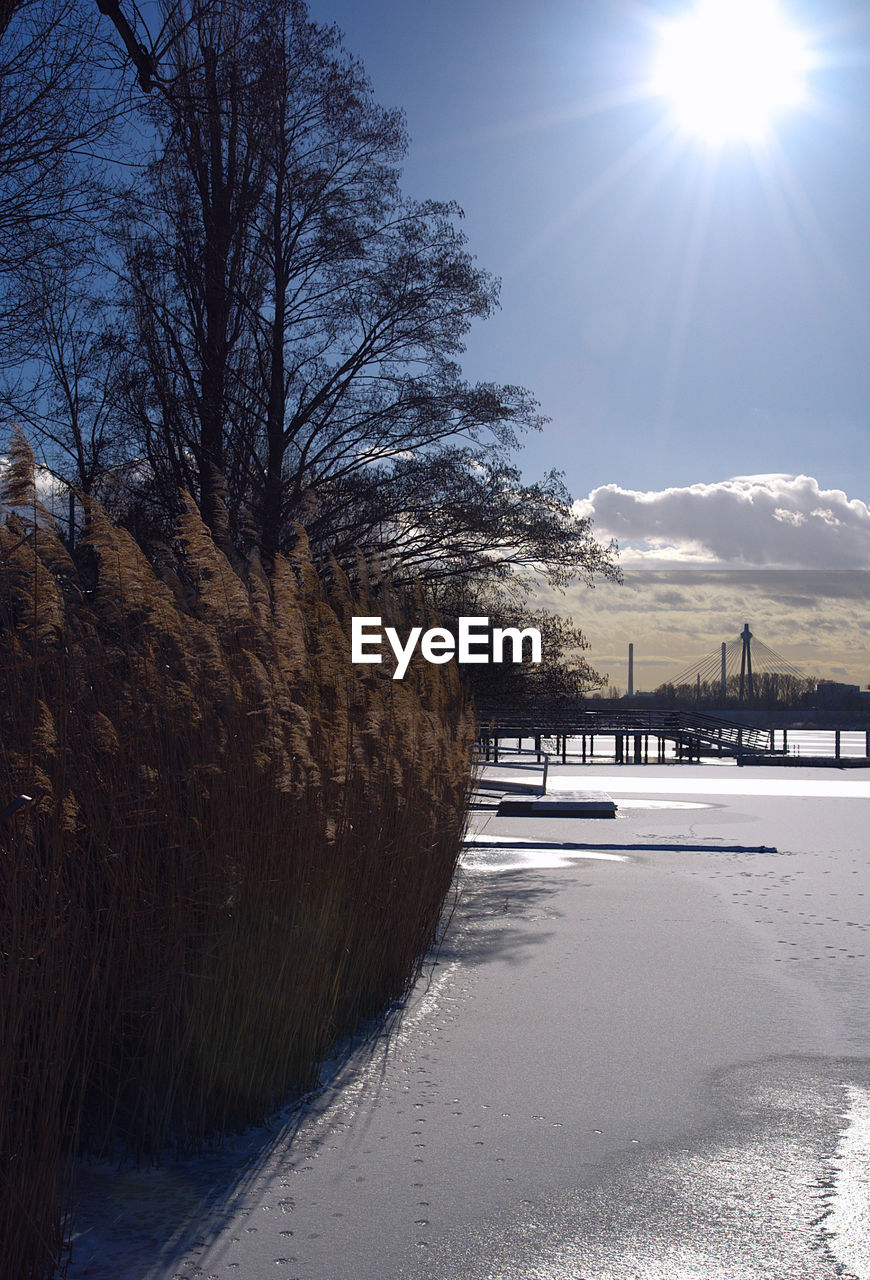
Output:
[{"xmin": 0, "ymin": 429, "xmax": 474, "ymax": 1279}]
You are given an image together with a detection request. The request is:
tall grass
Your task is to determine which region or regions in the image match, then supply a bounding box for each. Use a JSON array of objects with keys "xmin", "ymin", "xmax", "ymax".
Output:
[{"xmin": 0, "ymin": 429, "xmax": 474, "ymax": 1279}]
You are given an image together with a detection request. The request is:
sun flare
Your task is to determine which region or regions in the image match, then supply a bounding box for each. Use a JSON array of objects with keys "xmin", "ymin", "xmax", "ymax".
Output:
[{"xmin": 653, "ymin": 0, "xmax": 810, "ymax": 144}]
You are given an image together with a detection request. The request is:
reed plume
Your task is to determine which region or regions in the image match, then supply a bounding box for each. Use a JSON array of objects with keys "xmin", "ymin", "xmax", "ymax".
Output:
[{"xmin": 0, "ymin": 438, "xmax": 473, "ymax": 1279}]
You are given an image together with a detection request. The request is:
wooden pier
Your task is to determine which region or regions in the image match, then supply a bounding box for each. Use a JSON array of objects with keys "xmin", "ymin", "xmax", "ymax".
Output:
[{"xmin": 475, "ymin": 708, "xmax": 870, "ymax": 766}]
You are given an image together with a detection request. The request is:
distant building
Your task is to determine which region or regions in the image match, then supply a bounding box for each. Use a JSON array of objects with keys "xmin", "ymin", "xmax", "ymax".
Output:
[{"xmin": 812, "ymin": 680, "xmax": 861, "ymax": 705}]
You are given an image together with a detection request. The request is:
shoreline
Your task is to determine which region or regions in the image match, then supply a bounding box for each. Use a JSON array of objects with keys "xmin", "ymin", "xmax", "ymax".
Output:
[{"xmin": 65, "ymin": 763, "xmax": 870, "ymax": 1279}]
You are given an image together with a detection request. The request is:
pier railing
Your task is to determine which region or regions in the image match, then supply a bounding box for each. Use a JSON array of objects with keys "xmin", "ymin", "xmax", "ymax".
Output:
[{"xmin": 475, "ymin": 707, "xmax": 774, "ymax": 762}]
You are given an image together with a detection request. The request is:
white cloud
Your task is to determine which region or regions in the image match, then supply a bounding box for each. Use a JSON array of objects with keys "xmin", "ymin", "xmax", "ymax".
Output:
[{"xmin": 575, "ymin": 474, "xmax": 870, "ymax": 568}]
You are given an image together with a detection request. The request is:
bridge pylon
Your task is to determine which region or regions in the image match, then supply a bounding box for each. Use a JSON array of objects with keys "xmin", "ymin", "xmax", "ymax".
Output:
[{"xmin": 739, "ymin": 622, "xmax": 754, "ymax": 703}]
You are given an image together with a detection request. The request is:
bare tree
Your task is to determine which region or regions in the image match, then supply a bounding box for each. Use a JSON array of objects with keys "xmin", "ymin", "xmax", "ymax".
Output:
[
  {"xmin": 232, "ymin": 1, "xmax": 553, "ymax": 568},
  {"xmin": 0, "ymin": 0, "xmax": 117, "ymax": 364},
  {"xmin": 119, "ymin": 3, "xmax": 540, "ymax": 551},
  {"xmin": 106, "ymin": 0, "xmax": 617, "ymax": 596},
  {"xmin": 249, "ymin": 0, "xmax": 409, "ymax": 561},
  {"xmin": 10, "ymin": 260, "xmax": 127, "ymax": 495},
  {"xmin": 114, "ymin": 0, "xmax": 276, "ymax": 540}
]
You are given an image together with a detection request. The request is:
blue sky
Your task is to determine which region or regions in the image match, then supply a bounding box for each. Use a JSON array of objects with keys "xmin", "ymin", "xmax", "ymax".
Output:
[
  {"xmin": 305, "ymin": 1, "xmax": 870, "ymax": 501},
  {"xmin": 302, "ymin": 0, "xmax": 870, "ymax": 685}
]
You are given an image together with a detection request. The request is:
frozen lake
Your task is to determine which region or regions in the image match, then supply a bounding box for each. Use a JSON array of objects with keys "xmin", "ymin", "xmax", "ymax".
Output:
[{"xmin": 64, "ymin": 764, "xmax": 870, "ymax": 1280}]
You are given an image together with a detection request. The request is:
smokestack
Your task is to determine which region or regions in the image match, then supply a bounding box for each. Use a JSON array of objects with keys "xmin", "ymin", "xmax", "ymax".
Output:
[{"xmin": 628, "ymin": 643, "xmax": 634, "ymax": 698}]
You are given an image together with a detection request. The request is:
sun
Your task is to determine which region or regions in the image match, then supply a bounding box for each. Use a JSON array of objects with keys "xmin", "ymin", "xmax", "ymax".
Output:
[{"xmin": 652, "ymin": 0, "xmax": 810, "ymax": 145}]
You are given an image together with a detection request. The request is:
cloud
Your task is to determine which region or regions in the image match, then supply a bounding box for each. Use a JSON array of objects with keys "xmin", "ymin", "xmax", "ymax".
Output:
[{"xmin": 574, "ymin": 475, "xmax": 870, "ymax": 569}]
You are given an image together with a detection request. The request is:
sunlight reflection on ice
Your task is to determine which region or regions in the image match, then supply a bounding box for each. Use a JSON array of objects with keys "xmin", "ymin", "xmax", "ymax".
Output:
[
  {"xmin": 461, "ymin": 837, "xmax": 628, "ymax": 872},
  {"xmin": 826, "ymin": 1085, "xmax": 870, "ymax": 1280},
  {"xmin": 614, "ymin": 798, "xmax": 710, "ymax": 810}
]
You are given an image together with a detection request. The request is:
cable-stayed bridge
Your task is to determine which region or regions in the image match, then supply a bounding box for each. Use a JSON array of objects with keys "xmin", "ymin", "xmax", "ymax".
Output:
[{"xmin": 670, "ymin": 623, "xmax": 804, "ymax": 702}]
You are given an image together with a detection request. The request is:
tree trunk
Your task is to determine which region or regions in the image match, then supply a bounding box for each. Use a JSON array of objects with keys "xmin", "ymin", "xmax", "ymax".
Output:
[
  {"xmin": 198, "ymin": 44, "xmax": 229, "ymax": 536},
  {"xmin": 261, "ymin": 165, "xmax": 286, "ymax": 565}
]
